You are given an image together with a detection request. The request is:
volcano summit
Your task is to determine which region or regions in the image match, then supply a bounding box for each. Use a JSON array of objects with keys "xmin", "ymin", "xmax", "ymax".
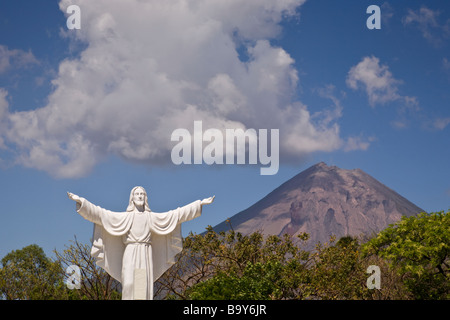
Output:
[{"xmin": 213, "ymin": 162, "xmax": 424, "ymax": 248}]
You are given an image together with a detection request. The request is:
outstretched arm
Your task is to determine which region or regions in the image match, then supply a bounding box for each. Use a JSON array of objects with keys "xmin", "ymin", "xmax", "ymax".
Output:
[
  {"xmin": 68, "ymin": 192, "xmax": 133, "ymax": 236},
  {"xmin": 150, "ymin": 196, "xmax": 215, "ymax": 235},
  {"xmin": 201, "ymin": 195, "xmax": 215, "ymax": 206},
  {"xmin": 67, "ymin": 191, "xmax": 104, "ymax": 225},
  {"xmin": 177, "ymin": 195, "xmax": 215, "ymax": 224}
]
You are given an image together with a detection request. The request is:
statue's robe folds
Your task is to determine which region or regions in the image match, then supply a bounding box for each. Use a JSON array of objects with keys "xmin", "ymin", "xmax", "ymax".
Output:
[{"xmin": 76, "ymin": 198, "xmax": 202, "ymax": 300}]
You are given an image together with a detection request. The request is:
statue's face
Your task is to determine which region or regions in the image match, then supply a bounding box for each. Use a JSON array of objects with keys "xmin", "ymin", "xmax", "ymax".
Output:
[{"xmin": 133, "ymin": 187, "xmax": 146, "ymax": 207}]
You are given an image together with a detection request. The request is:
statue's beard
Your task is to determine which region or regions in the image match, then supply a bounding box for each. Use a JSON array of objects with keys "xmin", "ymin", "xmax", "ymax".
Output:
[{"xmin": 134, "ymin": 200, "xmax": 145, "ymax": 207}]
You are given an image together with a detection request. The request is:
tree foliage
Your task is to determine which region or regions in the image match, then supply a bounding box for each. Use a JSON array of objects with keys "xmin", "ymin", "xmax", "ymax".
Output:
[
  {"xmin": 177, "ymin": 228, "xmax": 312, "ymax": 300},
  {"xmin": 160, "ymin": 230, "xmax": 410, "ymax": 300},
  {"xmin": 2, "ymin": 210, "xmax": 448, "ymax": 300},
  {"xmin": 0, "ymin": 244, "xmax": 64, "ymax": 300},
  {"xmin": 158, "ymin": 211, "xmax": 449, "ymax": 300},
  {"xmin": 363, "ymin": 211, "xmax": 449, "ymax": 299},
  {"xmin": 0, "ymin": 238, "xmax": 121, "ymax": 300}
]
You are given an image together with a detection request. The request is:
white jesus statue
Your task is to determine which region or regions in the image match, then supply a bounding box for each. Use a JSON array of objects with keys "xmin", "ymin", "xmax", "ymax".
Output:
[{"xmin": 67, "ymin": 186, "xmax": 214, "ymax": 300}]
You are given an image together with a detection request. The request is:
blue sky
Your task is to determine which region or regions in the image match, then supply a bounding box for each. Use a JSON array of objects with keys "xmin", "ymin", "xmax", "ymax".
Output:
[{"xmin": 0, "ymin": 0, "xmax": 449, "ymax": 258}]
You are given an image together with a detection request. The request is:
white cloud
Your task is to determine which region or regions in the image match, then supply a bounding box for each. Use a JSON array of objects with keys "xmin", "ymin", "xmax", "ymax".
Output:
[
  {"xmin": 0, "ymin": 45, "xmax": 39, "ymax": 73},
  {"xmin": 432, "ymin": 117, "xmax": 450, "ymax": 130},
  {"xmin": 0, "ymin": 89, "xmax": 8, "ymax": 149},
  {"xmin": 381, "ymin": 2, "xmax": 395, "ymax": 27},
  {"xmin": 0, "ymin": 0, "xmax": 360, "ymax": 178},
  {"xmin": 443, "ymin": 57, "xmax": 450, "ymax": 71},
  {"xmin": 403, "ymin": 7, "xmax": 450, "ymax": 46},
  {"xmin": 346, "ymin": 56, "xmax": 417, "ymax": 108},
  {"xmin": 0, "ymin": 88, "xmax": 8, "ymax": 120},
  {"xmin": 344, "ymin": 136, "xmax": 373, "ymax": 152},
  {"xmin": 403, "ymin": 7, "xmax": 440, "ymax": 27}
]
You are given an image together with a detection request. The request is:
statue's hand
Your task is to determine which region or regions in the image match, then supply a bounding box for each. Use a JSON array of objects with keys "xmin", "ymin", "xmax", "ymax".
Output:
[
  {"xmin": 67, "ymin": 192, "xmax": 82, "ymax": 204},
  {"xmin": 201, "ymin": 195, "xmax": 215, "ymax": 206}
]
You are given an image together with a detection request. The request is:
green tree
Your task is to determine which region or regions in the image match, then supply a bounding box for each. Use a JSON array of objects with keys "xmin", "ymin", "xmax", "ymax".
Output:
[
  {"xmin": 186, "ymin": 260, "xmax": 287, "ymax": 300},
  {"xmin": 0, "ymin": 244, "xmax": 65, "ymax": 300},
  {"xmin": 165, "ymin": 229, "xmax": 414, "ymax": 300},
  {"xmin": 1, "ymin": 239, "xmax": 122, "ymax": 300},
  {"xmin": 363, "ymin": 211, "xmax": 450, "ymax": 299},
  {"xmin": 308, "ymin": 235, "xmax": 411, "ymax": 300},
  {"xmin": 308, "ymin": 236, "xmax": 365, "ymax": 299},
  {"xmin": 156, "ymin": 227, "xmax": 312, "ymax": 300}
]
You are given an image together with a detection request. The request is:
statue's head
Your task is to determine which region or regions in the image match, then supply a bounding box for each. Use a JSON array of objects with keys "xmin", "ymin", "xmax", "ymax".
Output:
[{"xmin": 127, "ymin": 186, "xmax": 151, "ymax": 212}]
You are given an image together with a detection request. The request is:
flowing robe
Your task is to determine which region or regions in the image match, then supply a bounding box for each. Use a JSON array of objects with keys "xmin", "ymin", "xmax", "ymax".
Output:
[{"xmin": 76, "ymin": 198, "xmax": 202, "ymax": 300}]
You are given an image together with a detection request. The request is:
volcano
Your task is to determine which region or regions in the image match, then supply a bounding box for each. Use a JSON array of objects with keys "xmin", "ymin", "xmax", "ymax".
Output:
[{"xmin": 213, "ymin": 162, "xmax": 424, "ymax": 247}]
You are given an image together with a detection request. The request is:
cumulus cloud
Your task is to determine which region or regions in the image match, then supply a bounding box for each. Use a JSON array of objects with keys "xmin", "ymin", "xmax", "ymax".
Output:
[
  {"xmin": 346, "ymin": 56, "xmax": 417, "ymax": 108},
  {"xmin": 0, "ymin": 0, "xmax": 364, "ymax": 178}
]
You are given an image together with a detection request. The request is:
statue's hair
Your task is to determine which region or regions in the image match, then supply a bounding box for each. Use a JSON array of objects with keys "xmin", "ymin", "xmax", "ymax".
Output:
[{"xmin": 126, "ymin": 186, "xmax": 151, "ymax": 212}]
